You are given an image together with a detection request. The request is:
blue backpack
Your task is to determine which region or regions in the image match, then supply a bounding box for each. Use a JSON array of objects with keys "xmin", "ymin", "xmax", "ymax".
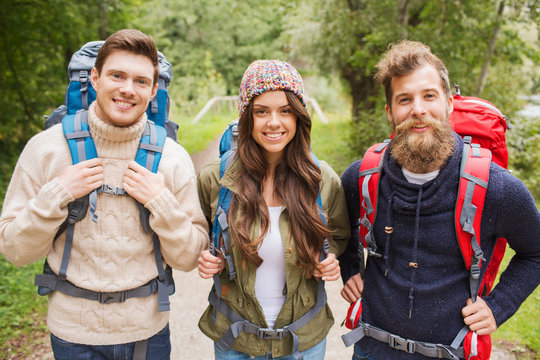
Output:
[
  {"xmin": 34, "ymin": 41, "xmax": 177, "ymax": 312},
  {"xmin": 208, "ymin": 124, "xmax": 330, "ymax": 359}
]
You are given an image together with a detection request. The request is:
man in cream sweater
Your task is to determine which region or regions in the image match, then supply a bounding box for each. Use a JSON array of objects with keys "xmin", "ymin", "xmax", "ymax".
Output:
[{"xmin": 0, "ymin": 29, "xmax": 209, "ymax": 359}]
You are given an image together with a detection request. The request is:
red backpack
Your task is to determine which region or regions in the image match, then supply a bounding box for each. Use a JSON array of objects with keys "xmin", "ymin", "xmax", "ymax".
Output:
[{"xmin": 342, "ymin": 88, "xmax": 510, "ymax": 360}]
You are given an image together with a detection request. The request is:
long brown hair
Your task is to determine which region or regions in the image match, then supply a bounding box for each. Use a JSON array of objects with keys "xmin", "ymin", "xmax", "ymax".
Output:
[{"xmin": 228, "ymin": 91, "xmax": 330, "ymax": 276}]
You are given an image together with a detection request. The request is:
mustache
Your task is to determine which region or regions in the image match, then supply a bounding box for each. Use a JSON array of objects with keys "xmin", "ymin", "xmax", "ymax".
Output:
[{"xmin": 394, "ymin": 115, "xmax": 446, "ymax": 134}]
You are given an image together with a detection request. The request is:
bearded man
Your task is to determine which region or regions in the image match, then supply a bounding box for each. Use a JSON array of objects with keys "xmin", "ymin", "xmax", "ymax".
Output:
[{"xmin": 338, "ymin": 40, "xmax": 540, "ymax": 360}]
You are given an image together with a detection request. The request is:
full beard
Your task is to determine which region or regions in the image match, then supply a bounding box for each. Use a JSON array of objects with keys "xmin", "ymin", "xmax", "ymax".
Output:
[{"xmin": 390, "ymin": 113, "xmax": 455, "ymax": 173}]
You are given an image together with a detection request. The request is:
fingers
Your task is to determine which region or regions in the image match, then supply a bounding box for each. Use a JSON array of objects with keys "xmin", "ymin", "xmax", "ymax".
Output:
[
  {"xmin": 59, "ymin": 158, "xmax": 104, "ymax": 198},
  {"xmin": 315, "ymin": 253, "xmax": 340, "ymax": 281},
  {"xmin": 123, "ymin": 161, "xmax": 165, "ymax": 204},
  {"xmin": 197, "ymin": 250, "xmax": 223, "ymax": 279},
  {"xmin": 341, "ymin": 273, "xmax": 363, "ymax": 303},
  {"xmin": 341, "ymin": 286, "xmax": 356, "ymax": 303},
  {"xmin": 462, "ymin": 297, "xmax": 497, "ymax": 335}
]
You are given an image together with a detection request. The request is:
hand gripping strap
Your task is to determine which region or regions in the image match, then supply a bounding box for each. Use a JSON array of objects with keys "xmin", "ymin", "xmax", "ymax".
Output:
[
  {"xmin": 358, "ymin": 141, "xmax": 389, "ymax": 256},
  {"xmin": 456, "ymin": 139, "xmax": 491, "ymax": 300}
]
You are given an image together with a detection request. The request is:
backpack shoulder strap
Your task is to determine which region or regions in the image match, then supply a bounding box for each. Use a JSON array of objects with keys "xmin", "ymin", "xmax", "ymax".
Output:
[
  {"xmin": 358, "ymin": 140, "xmax": 390, "ymax": 257},
  {"xmin": 134, "ymin": 120, "xmax": 173, "ymax": 311},
  {"xmin": 455, "ymin": 136, "xmax": 491, "ymax": 301},
  {"xmin": 310, "ymin": 152, "xmax": 330, "ymax": 258},
  {"xmin": 62, "ymin": 110, "xmax": 97, "ymax": 164},
  {"xmin": 211, "ymin": 150, "xmax": 237, "ymax": 280},
  {"xmin": 135, "ymin": 120, "xmax": 167, "ymax": 173}
]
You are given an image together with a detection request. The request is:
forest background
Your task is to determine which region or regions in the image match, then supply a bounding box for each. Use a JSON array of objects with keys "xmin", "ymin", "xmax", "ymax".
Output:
[{"xmin": 0, "ymin": 0, "xmax": 539, "ymax": 358}]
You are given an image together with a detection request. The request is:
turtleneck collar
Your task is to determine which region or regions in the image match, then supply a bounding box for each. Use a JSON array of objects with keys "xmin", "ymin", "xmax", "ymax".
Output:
[{"xmin": 87, "ymin": 102, "xmax": 147, "ymax": 160}]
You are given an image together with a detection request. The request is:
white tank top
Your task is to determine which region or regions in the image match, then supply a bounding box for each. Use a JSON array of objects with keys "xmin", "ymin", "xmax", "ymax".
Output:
[{"xmin": 255, "ymin": 206, "xmax": 287, "ymax": 329}]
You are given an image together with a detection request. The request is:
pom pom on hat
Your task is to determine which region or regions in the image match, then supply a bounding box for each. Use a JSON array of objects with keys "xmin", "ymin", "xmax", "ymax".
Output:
[{"xmin": 238, "ymin": 60, "xmax": 305, "ymax": 117}]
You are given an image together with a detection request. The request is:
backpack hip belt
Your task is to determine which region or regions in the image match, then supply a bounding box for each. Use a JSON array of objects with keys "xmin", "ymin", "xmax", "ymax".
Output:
[
  {"xmin": 35, "ymin": 260, "xmax": 172, "ymax": 305},
  {"xmin": 342, "ymin": 317, "xmax": 464, "ymax": 360},
  {"xmin": 210, "ymin": 278, "xmax": 327, "ymax": 360}
]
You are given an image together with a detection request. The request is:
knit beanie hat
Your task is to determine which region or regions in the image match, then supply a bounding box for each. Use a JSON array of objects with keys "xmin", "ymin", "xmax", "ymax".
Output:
[{"xmin": 238, "ymin": 60, "xmax": 306, "ymax": 117}]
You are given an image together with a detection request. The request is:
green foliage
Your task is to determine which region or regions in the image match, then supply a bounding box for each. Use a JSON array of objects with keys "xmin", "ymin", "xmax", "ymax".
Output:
[
  {"xmin": 311, "ymin": 113, "xmax": 357, "ymax": 176},
  {"xmin": 175, "ymin": 107, "xmax": 236, "ymax": 154},
  {"xmin": 507, "ymin": 102, "xmax": 540, "ymax": 201},
  {"xmin": 0, "ymin": 257, "xmax": 48, "ymax": 356},
  {"xmin": 289, "ymin": 0, "xmax": 540, "ymax": 157},
  {"xmin": 136, "ymin": 0, "xmax": 293, "ymax": 118},
  {"xmin": 492, "ymin": 248, "xmax": 540, "ymax": 356},
  {"xmin": 0, "ymin": 143, "xmax": 24, "ymax": 210}
]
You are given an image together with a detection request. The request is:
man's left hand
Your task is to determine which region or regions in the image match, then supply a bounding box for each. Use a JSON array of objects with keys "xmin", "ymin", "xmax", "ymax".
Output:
[
  {"xmin": 461, "ymin": 297, "xmax": 497, "ymax": 335},
  {"xmin": 123, "ymin": 161, "xmax": 165, "ymax": 204}
]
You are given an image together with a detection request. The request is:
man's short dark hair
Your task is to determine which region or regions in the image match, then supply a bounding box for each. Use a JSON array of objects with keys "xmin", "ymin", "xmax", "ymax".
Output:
[{"xmin": 94, "ymin": 29, "xmax": 159, "ymax": 86}]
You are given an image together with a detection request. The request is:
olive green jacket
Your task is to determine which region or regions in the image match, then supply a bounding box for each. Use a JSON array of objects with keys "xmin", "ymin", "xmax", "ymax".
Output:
[{"xmin": 197, "ymin": 156, "xmax": 350, "ymax": 357}]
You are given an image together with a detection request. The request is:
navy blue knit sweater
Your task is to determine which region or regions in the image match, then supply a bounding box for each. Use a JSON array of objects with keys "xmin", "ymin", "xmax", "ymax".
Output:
[{"xmin": 339, "ymin": 134, "xmax": 540, "ymax": 359}]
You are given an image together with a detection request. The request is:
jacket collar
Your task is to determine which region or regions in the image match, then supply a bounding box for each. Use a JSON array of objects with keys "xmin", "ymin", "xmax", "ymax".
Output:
[{"xmin": 220, "ymin": 156, "xmax": 243, "ymax": 194}]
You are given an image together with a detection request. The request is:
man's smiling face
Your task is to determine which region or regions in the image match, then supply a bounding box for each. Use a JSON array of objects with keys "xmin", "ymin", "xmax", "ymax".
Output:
[{"xmin": 90, "ymin": 50, "xmax": 157, "ymax": 127}]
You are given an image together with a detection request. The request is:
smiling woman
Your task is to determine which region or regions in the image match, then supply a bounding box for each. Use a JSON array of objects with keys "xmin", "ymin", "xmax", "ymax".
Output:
[{"xmin": 196, "ymin": 59, "xmax": 350, "ymax": 360}]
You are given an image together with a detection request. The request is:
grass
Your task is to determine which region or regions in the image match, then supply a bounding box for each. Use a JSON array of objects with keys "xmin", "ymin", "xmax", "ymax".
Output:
[
  {"xmin": 311, "ymin": 112, "xmax": 358, "ymax": 176},
  {"xmin": 0, "ymin": 258, "xmax": 48, "ymax": 357},
  {"xmin": 174, "ymin": 108, "xmax": 236, "ymax": 155},
  {"xmin": 491, "ymin": 249, "xmax": 540, "ymax": 358}
]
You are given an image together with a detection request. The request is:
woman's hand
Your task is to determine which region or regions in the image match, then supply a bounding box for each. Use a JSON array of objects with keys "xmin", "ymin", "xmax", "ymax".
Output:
[
  {"xmin": 197, "ymin": 249, "xmax": 224, "ymax": 279},
  {"xmin": 314, "ymin": 253, "xmax": 340, "ymax": 281}
]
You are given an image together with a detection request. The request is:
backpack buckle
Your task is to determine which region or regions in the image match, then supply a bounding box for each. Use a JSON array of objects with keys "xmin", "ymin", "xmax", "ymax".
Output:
[
  {"xmin": 98, "ymin": 291, "xmax": 126, "ymax": 304},
  {"xmin": 389, "ymin": 334, "xmax": 416, "ymax": 354},
  {"xmin": 256, "ymin": 328, "xmax": 285, "ymax": 340}
]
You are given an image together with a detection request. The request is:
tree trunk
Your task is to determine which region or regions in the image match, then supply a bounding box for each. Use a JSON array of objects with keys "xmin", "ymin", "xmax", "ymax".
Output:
[
  {"xmin": 342, "ymin": 64, "xmax": 379, "ymax": 122},
  {"xmin": 476, "ymin": 0, "xmax": 505, "ymax": 95},
  {"xmin": 398, "ymin": 0, "xmax": 410, "ymax": 38},
  {"xmin": 98, "ymin": 3, "xmax": 110, "ymax": 40}
]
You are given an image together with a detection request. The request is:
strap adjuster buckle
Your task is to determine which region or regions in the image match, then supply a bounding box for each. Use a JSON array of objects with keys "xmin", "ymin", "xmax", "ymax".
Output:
[
  {"xmin": 98, "ymin": 291, "xmax": 126, "ymax": 304},
  {"xmin": 389, "ymin": 334, "xmax": 415, "ymax": 353},
  {"xmin": 256, "ymin": 328, "xmax": 285, "ymax": 340}
]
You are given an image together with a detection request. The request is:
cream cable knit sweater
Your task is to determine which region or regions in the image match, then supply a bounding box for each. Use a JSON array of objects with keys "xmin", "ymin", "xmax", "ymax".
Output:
[{"xmin": 0, "ymin": 103, "xmax": 209, "ymax": 345}]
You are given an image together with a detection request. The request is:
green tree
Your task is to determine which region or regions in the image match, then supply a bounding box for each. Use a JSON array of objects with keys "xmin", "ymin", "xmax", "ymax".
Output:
[
  {"xmin": 289, "ymin": 0, "xmax": 539, "ymax": 153},
  {"xmin": 0, "ymin": 0, "xmax": 144, "ymax": 202},
  {"xmin": 136, "ymin": 0, "xmax": 294, "ymax": 115}
]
